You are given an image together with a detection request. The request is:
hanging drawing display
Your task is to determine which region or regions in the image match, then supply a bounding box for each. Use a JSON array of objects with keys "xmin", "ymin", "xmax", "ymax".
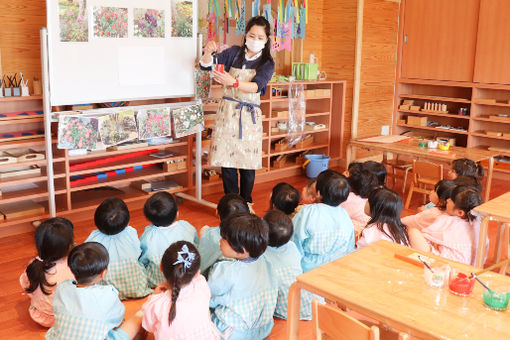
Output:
[
  {"xmin": 134, "ymin": 9, "xmax": 165, "ymax": 38},
  {"xmin": 172, "ymin": 104, "xmax": 204, "ymax": 138},
  {"xmin": 171, "ymin": 0, "xmax": 193, "ymax": 37},
  {"xmin": 93, "ymin": 7, "xmax": 128, "ymax": 38},
  {"xmin": 58, "ymin": 0, "xmax": 88, "ymax": 42},
  {"xmin": 57, "ymin": 115, "xmax": 99, "ymax": 150},
  {"xmin": 98, "ymin": 109, "xmax": 138, "ymax": 147},
  {"xmin": 236, "ymin": 1, "xmax": 246, "ymax": 35},
  {"xmin": 137, "ymin": 108, "xmax": 172, "ymax": 140}
]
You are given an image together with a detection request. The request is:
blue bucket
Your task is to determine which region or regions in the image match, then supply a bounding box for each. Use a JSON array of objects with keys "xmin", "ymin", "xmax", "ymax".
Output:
[{"xmin": 303, "ymin": 154, "xmax": 330, "ymax": 178}]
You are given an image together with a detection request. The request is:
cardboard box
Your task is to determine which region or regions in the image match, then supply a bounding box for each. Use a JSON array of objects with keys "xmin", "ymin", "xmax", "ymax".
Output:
[
  {"xmin": 399, "ymin": 105, "xmax": 410, "ymax": 111},
  {"xmin": 397, "ymin": 119, "xmax": 406, "ymax": 125},
  {"xmin": 407, "ymin": 116, "xmax": 427, "ymax": 126},
  {"xmin": 274, "ymin": 141, "xmax": 288, "ymax": 152},
  {"xmin": 304, "ymin": 89, "xmax": 316, "ymax": 98},
  {"xmin": 403, "ymin": 100, "xmax": 415, "ymax": 106},
  {"xmin": 410, "ymin": 105, "xmax": 421, "ymax": 111},
  {"xmin": 296, "ymin": 135, "xmax": 314, "ymax": 149}
]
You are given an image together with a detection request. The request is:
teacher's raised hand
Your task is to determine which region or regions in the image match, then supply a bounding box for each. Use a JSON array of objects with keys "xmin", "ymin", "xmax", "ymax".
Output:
[{"xmin": 212, "ymin": 70, "xmax": 236, "ymax": 87}]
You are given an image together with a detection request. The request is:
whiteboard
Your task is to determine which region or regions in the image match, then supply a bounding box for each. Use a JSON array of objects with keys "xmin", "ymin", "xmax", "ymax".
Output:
[{"xmin": 46, "ymin": 0, "xmax": 198, "ymax": 105}]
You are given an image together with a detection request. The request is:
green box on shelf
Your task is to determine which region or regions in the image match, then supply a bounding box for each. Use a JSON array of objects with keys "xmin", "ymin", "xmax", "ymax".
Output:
[{"xmin": 292, "ymin": 62, "xmax": 318, "ymax": 81}]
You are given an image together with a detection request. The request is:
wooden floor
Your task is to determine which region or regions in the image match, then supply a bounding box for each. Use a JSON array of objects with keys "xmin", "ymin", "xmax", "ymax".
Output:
[{"xmin": 1, "ymin": 168, "xmax": 509, "ymax": 339}]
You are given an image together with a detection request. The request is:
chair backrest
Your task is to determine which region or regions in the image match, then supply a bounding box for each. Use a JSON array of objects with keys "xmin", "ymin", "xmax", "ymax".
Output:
[
  {"xmin": 413, "ymin": 160, "xmax": 443, "ymax": 183},
  {"xmin": 312, "ymin": 299, "xmax": 379, "ymax": 340}
]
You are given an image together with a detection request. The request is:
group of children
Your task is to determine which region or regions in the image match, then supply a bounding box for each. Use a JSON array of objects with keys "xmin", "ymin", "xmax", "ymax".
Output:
[{"xmin": 19, "ymin": 158, "xmax": 486, "ymax": 339}]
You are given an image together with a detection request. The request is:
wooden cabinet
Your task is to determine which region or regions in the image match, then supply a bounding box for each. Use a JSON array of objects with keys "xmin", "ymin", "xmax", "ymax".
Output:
[
  {"xmin": 474, "ymin": 0, "xmax": 510, "ymax": 84},
  {"xmin": 401, "ymin": 0, "xmax": 480, "ymax": 82}
]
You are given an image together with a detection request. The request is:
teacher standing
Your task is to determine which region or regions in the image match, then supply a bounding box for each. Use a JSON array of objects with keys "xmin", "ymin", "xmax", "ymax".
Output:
[{"xmin": 200, "ymin": 16, "xmax": 275, "ymax": 205}]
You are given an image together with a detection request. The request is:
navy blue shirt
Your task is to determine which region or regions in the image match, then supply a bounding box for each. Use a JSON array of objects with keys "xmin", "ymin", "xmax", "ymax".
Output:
[{"xmin": 200, "ymin": 46, "xmax": 275, "ymax": 96}]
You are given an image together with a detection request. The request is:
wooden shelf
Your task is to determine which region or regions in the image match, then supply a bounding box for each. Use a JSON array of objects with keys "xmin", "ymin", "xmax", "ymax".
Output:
[
  {"xmin": 68, "ymin": 141, "xmax": 187, "ymax": 161},
  {"xmin": 0, "ymin": 158, "xmax": 51, "ymax": 171},
  {"xmin": 397, "ymin": 124, "xmax": 469, "ymax": 135},
  {"xmin": 69, "ymin": 167, "xmax": 188, "ymax": 192},
  {"xmin": 399, "ymin": 94, "xmax": 471, "ymax": 103},
  {"xmin": 305, "ymin": 96, "xmax": 331, "ymax": 100},
  {"xmin": 0, "ymin": 184, "xmax": 66, "ymax": 205},
  {"xmin": 0, "ymin": 117, "xmax": 44, "ymax": 126},
  {"xmin": 306, "ymin": 112, "xmax": 331, "ymax": 117},
  {"xmin": 0, "ymin": 212, "xmax": 51, "ymax": 229},
  {"xmin": 0, "ymin": 174, "xmax": 48, "ymax": 187},
  {"xmin": 0, "ymin": 96, "xmax": 43, "ymax": 102},
  {"xmin": 0, "ymin": 137, "xmax": 46, "ymax": 151},
  {"xmin": 472, "ymin": 101, "xmax": 510, "ymax": 107},
  {"xmin": 398, "ymin": 109, "xmax": 471, "ymax": 120},
  {"xmin": 471, "ymin": 116, "xmax": 510, "ymax": 123},
  {"xmin": 471, "ymin": 132, "xmax": 510, "ymax": 141},
  {"xmin": 270, "ymin": 163, "xmax": 301, "ymax": 173},
  {"xmin": 270, "ymin": 129, "xmax": 329, "ymax": 139},
  {"xmin": 70, "ymin": 154, "xmax": 187, "ymax": 176},
  {"xmin": 270, "ymin": 143, "xmax": 329, "ymax": 156}
]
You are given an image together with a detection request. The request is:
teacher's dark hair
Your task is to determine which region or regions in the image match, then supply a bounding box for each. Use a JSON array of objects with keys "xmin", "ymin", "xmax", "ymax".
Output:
[{"xmin": 234, "ymin": 16, "xmax": 274, "ymax": 71}]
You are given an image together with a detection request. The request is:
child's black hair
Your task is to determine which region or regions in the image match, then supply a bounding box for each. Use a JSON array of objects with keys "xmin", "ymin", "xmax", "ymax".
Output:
[
  {"xmin": 217, "ymin": 193, "xmax": 249, "ymax": 221},
  {"xmin": 94, "ymin": 198, "xmax": 130, "ymax": 235},
  {"xmin": 264, "ymin": 210, "xmax": 293, "ymax": 247},
  {"xmin": 68, "ymin": 242, "xmax": 109, "ymax": 285},
  {"xmin": 454, "ymin": 175, "xmax": 482, "ymax": 193},
  {"xmin": 363, "ymin": 161, "xmax": 387, "ymax": 186},
  {"xmin": 161, "ymin": 241, "xmax": 200, "ymax": 325},
  {"xmin": 450, "ymin": 185, "xmax": 482, "ymax": 222},
  {"xmin": 144, "ymin": 192, "xmax": 177, "ymax": 227},
  {"xmin": 316, "ymin": 169, "xmax": 350, "ymax": 206},
  {"xmin": 367, "ymin": 188, "xmax": 410, "ymax": 246},
  {"xmin": 452, "ymin": 158, "xmax": 484, "ymax": 180},
  {"xmin": 433, "ymin": 180, "xmax": 457, "ymax": 210},
  {"xmin": 270, "ymin": 182, "xmax": 300, "ymax": 215},
  {"xmin": 220, "ymin": 212, "xmax": 268, "ymax": 258},
  {"xmin": 347, "ymin": 162, "xmax": 363, "ymax": 176},
  {"xmin": 24, "ymin": 218, "xmax": 74, "ymax": 295},
  {"xmin": 348, "ymin": 169, "xmax": 379, "ymax": 198}
]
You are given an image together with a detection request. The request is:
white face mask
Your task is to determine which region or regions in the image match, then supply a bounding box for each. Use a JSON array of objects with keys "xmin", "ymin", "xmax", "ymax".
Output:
[{"xmin": 246, "ymin": 38, "xmax": 266, "ymax": 53}]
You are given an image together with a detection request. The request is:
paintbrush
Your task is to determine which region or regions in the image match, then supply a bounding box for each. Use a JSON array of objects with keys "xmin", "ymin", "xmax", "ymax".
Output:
[
  {"xmin": 471, "ymin": 272, "xmax": 493, "ymax": 293},
  {"xmin": 418, "ymin": 255, "xmax": 434, "ymax": 273}
]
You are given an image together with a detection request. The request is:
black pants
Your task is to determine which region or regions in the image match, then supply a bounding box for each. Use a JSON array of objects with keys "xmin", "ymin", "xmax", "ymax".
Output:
[{"xmin": 221, "ymin": 167, "xmax": 255, "ymax": 203}]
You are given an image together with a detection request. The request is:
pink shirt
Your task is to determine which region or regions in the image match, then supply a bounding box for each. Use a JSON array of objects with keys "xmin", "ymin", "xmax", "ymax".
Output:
[
  {"xmin": 340, "ymin": 192, "xmax": 370, "ymax": 233},
  {"xmin": 421, "ymin": 215, "xmax": 478, "ymax": 265},
  {"xmin": 142, "ymin": 274, "xmax": 220, "ymax": 340},
  {"xmin": 357, "ymin": 223, "xmax": 401, "ymax": 249},
  {"xmin": 19, "ymin": 257, "xmax": 74, "ymax": 327},
  {"xmin": 402, "ymin": 207, "xmax": 445, "ymax": 230}
]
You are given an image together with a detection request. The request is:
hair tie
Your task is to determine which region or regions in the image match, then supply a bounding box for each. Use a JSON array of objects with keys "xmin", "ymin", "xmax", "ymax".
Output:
[
  {"xmin": 35, "ymin": 256, "xmax": 44, "ymax": 262},
  {"xmin": 172, "ymin": 244, "xmax": 195, "ymax": 270}
]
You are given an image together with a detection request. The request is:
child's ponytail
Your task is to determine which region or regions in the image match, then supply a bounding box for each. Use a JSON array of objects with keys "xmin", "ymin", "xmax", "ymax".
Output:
[
  {"xmin": 161, "ymin": 241, "xmax": 200, "ymax": 325},
  {"xmin": 25, "ymin": 218, "xmax": 74, "ymax": 295},
  {"xmin": 451, "ymin": 186, "xmax": 482, "ymax": 222},
  {"xmin": 475, "ymin": 161, "xmax": 485, "ymax": 180}
]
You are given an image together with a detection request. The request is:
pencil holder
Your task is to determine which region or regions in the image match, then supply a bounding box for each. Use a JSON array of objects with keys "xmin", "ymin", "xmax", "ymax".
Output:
[
  {"xmin": 3, "ymin": 87, "xmax": 12, "ymax": 97},
  {"xmin": 12, "ymin": 87, "xmax": 20, "ymax": 97}
]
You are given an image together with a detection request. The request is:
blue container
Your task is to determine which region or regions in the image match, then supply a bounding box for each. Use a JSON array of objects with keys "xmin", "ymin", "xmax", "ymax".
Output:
[{"xmin": 303, "ymin": 154, "xmax": 330, "ymax": 178}]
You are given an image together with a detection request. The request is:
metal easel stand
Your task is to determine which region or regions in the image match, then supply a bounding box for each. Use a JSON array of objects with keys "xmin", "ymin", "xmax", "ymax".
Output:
[{"xmin": 41, "ymin": 27, "xmax": 57, "ymax": 217}]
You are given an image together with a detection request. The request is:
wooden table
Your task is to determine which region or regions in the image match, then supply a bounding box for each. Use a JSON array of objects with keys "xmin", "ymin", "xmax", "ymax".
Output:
[
  {"xmin": 287, "ymin": 241, "xmax": 510, "ymax": 340},
  {"xmin": 346, "ymin": 139, "xmax": 500, "ymax": 202},
  {"xmin": 473, "ymin": 191, "xmax": 510, "ymax": 268}
]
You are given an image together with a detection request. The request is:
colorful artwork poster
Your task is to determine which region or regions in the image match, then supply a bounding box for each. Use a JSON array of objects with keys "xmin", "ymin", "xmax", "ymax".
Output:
[
  {"xmin": 236, "ymin": 0, "xmax": 246, "ymax": 35},
  {"xmin": 58, "ymin": 115, "xmax": 99, "ymax": 150},
  {"xmin": 58, "ymin": 0, "xmax": 88, "ymax": 42},
  {"xmin": 93, "ymin": 6, "xmax": 128, "ymax": 38},
  {"xmin": 297, "ymin": 8, "xmax": 306, "ymax": 39},
  {"xmin": 172, "ymin": 104, "xmax": 204, "ymax": 138},
  {"xmin": 98, "ymin": 109, "xmax": 138, "ymax": 146},
  {"xmin": 137, "ymin": 108, "xmax": 171, "ymax": 140},
  {"xmin": 171, "ymin": 0, "xmax": 193, "ymax": 37},
  {"xmin": 134, "ymin": 8, "xmax": 165, "ymax": 38}
]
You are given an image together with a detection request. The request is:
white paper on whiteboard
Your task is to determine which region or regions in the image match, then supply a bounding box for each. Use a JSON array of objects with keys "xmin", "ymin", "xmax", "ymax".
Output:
[{"xmin": 118, "ymin": 47, "xmax": 166, "ymax": 86}]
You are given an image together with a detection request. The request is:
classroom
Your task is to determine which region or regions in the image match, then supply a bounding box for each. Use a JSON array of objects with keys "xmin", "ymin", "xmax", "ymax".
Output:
[{"xmin": 1, "ymin": 0, "xmax": 510, "ymax": 339}]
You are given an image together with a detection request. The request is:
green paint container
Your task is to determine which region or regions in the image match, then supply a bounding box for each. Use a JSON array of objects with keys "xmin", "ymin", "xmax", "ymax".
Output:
[{"xmin": 483, "ymin": 290, "xmax": 510, "ymax": 311}]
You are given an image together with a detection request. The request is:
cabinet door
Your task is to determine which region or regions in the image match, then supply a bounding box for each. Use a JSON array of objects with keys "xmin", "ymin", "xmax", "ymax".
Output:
[
  {"xmin": 401, "ymin": 0, "xmax": 480, "ymax": 81},
  {"xmin": 474, "ymin": 0, "xmax": 510, "ymax": 84}
]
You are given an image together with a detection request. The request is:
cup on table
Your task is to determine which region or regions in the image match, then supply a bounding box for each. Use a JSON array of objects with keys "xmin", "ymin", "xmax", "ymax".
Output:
[
  {"xmin": 424, "ymin": 263, "xmax": 450, "ymax": 288},
  {"xmin": 482, "ymin": 282, "xmax": 510, "ymax": 311},
  {"xmin": 213, "ymin": 64, "xmax": 225, "ymax": 73},
  {"xmin": 448, "ymin": 269, "xmax": 475, "ymax": 296}
]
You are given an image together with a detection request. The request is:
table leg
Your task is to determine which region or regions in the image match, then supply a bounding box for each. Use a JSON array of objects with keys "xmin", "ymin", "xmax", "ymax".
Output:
[
  {"xmin": 287, "ymin": 282, "xmax": 302, "ymax": 340},
  {"xmin": 346, "ymin": 144, "xmax": 353, "ymax": 168},
  {"xmin": 485, "ymin": 157, "xmax": 494, "ymax": 202},
  {"xmin": 476, "ymin": 217, "xmax": 490, "ymax": 268},
  {"xmin": 495, "ymin": 223, "xmax": 505, "ymax": 264}
]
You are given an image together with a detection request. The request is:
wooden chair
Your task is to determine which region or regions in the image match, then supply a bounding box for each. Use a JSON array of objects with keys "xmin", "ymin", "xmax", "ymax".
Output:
[
  {"xmin": 404, "ymin": 160, "xmax": 443, "ymax": 209},
  {"xmin": 383, "ymin": 156, "xmax": 413, "ymax": 193},
  {"xmin": 312, "ymin": 299, "xmax": 409, "ymax": 340}
]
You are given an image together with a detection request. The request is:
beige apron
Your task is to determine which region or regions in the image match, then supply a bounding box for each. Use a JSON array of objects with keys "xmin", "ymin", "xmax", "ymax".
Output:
[{"xmin": 209, "ymin": 67, "xmax": 263, "ymax": 170}]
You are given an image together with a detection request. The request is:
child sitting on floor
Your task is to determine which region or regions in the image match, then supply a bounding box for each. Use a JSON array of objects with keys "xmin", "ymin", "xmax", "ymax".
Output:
[
  {"xmin": 263, "ymin": 210, "xmax": 312, "ymax": 320},
  {"xmin": 357, "ymin": 188, "xmax": 410, "ymax": 248},
  {"xmin": 20, "ymin": 218, "xmax": 75, "ymax": 327},
  {"xmin": 46, "ymin": 242, "xmax": 142, "ymax": 340},
  {"xmin": 364, "ymin": 160, "xmax": 387, "ymax": 187},
  {"xmin": 139, "ymin": 192, "xmax": 198, "ymax": 288},
  {"xmin": 402, "ymin": 180, "xmax": 456, "ymax": 229},
  {"xmin": 300, "ymin": 178, "xmax": 319, "ymax": 206},
  {"xmin": 141, "ymin": 241, "xmax": 220, "ymax": 340},
  {"xmin": 292, "ymin": 169, "xmax": 355, "ymax": 272},
  {"xmin": 208, "ymin": 212, "xmax": 278, "ymax": 340},
  {"xmin": 198, "ymin": 193, "xmax": 249, "ymax": 276},
  {"xmin": 269, "ymin": 182, "xmax": 300, "ymax": 216},
  {"xmin": 341, "ymin": 167, "xmax": 379, "ymax": 235},
  {"xmin": 85, "ymin": 198, "xmax": 151, "ymax": 299},
  {"xmin": 408, "ymin": 186, "xmax": 482, "ymax": 265}
]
